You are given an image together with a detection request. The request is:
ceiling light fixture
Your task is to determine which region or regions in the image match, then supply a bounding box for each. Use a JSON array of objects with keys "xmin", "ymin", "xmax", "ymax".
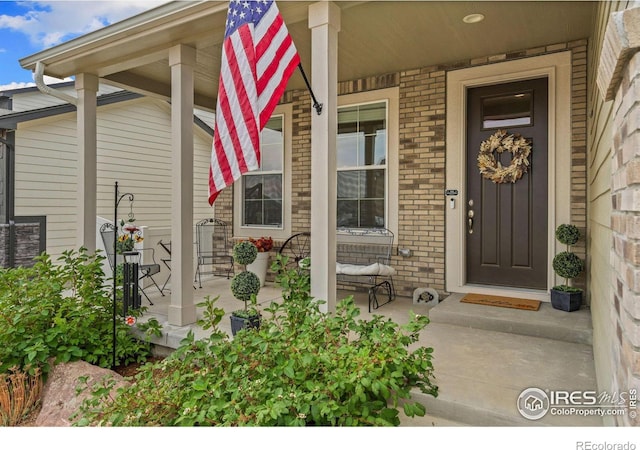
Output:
[{"xmin": 463, "ymin": 13, "xmax": 485, "ymax": 24}]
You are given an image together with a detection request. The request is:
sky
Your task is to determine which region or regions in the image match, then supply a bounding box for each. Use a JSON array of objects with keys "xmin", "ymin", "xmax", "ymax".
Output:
[{"xmin": 0, "ymin": 0, "xmax": 168, "ymax": 91}]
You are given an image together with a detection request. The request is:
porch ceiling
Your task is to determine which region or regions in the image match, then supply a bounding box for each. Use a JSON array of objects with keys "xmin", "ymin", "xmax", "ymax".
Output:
[{"xmin": 19, "ymin": 1, "xmax": 595, "ymax": 111}]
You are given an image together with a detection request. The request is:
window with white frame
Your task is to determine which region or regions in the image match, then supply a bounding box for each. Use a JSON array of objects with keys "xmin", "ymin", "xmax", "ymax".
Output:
[
  {"xmin": 337, "ymin": 101, "xmax": 387, "ymax": 228},
  {"xmin": 241, "ymin": 115, "xmax": 284, "ymax": 227}
]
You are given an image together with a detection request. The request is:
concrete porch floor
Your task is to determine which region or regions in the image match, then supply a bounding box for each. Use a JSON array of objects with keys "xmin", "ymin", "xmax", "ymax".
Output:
[
  {"xmin": 137, "ymin": 277, "xmax": 601, "ymax": 427},
  {"xmin": 139, "ymin": 275, "xmax": 434, "ymax": 345}
]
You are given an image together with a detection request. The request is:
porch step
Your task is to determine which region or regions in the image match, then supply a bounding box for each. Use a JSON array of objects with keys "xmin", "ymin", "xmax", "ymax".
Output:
[
  {"xmin": 408, "ymin": 322, "xmax": 601, "ymax": 426},
  {"xmin": 428, "ymin": 293, "xmax": 593, "ymax": 345}
]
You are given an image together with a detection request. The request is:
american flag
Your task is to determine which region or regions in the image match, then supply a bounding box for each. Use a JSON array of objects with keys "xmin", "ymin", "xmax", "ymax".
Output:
[{"xmin": 208, "ymin": 0, "xmax": 300, "ymax": 205}]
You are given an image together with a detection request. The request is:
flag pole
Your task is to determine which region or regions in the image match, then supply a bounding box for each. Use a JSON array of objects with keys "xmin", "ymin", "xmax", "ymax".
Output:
[{"xmin": 297, "ymin": 63, "xmax": 323, "ymax": 115}]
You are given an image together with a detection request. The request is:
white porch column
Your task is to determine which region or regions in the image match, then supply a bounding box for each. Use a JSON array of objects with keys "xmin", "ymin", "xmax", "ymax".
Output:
[
  {"xmin": 168, "ymin": 44, "xmax": 196, "ymax": 326},
  {"xmin": 75, "ymin": 73, "xmax": 98, "ymax": 252},
  {"xmin": 309, "ymin": 2, "xmax": 340, "ymax": 313}
]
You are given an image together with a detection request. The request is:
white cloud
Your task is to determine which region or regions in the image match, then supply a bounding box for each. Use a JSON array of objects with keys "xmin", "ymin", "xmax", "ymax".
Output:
[
  {"xmin": 0, "ymin": 81, "xmax": 35, "ymax": 91},
  {"xmin": 1, "ymin": 1, "xmax": 168, "ymax": 48},
  {"xmin": 0, "ymin": 74, "xmax": 73, "ymax": 92}
]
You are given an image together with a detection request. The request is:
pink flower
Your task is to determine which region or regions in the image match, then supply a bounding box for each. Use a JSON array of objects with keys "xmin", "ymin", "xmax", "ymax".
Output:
[
  {"xmin": 123, "ymin": 225, "xmax": 140, "ymax": 233},
  {"xmin": 125, "ymin": 316, "xmax": 136, "ymax": 326}
]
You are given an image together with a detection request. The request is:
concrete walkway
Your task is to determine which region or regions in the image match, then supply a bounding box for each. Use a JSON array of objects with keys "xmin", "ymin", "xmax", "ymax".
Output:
[
  {"xmin": 138, "ymin": 279, "xmax": 601, "ymax": 426},
  {"xmin": 405, "ymin": 294, "xmax": 601, "ymax": 426}
]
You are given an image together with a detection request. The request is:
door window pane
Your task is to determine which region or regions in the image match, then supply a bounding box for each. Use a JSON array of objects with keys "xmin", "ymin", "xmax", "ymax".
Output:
[{"xmin": 482, "ymin": 92, "xmax": 532, "ymax": 129}]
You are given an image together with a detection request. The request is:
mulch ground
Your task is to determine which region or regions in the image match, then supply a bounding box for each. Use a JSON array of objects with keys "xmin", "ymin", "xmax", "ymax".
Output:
[{"xmin": 113, "ymin": 356, "xmax": 165, "ymax": 378}]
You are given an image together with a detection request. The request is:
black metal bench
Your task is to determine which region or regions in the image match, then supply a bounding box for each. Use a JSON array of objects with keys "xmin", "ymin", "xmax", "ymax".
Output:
[{"xmin": 278, "ymin": 228, "xmax": 396, "ymax": 312}]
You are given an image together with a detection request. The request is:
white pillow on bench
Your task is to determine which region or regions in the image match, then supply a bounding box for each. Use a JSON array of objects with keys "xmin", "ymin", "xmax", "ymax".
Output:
[{"xmin": 336, "ymin": 262, "xmax": 396, "ymax": 277}]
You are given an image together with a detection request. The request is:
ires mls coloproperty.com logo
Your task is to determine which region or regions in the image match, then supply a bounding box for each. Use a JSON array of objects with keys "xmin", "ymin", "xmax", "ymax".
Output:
[{"xmin": 517, "ymin": 387, "xmax": 637, "ymax": 420}]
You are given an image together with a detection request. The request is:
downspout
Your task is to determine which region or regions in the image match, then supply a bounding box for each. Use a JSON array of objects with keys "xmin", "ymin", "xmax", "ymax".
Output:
[
  {"xmin": 34, "ymin": 61, "xmax": 77, "ymax": 105},
  {"xmin": 1, "ymin": 134, "xmax": 15, "ymax": 267}
]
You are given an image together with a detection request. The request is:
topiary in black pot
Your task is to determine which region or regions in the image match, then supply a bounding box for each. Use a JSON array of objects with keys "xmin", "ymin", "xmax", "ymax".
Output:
[
  {"xmin": 230, "ymin": 241, "xmax": 261, "ymax": 335},
  {"xmin": 551, "ymin": 224, "xmax": 584, "ymax": 312}
]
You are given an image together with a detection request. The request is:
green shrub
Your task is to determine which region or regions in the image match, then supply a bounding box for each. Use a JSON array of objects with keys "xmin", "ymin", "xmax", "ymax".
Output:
[
  {"xmin": 552, "ymin": 251, "xmax": 584, "ymax": 280},
  {"xmin": 74, "ymin": 254, "xmax": 438, "ymax": 426},
  {"xmin": 552, "ymin": 224, "xmax": 584, "ymax": 290},
  {"xmin": 0, "ymin": 248, "xmax": 152, "ymax": 376},
  {"xmin": 233, "ymin": 241, "xmax": 258, "ymax": 266},
  {"xmin": 230, "ymin": 271, "xmax": 261, "ymax": 303},
  {"xmin": 230, "ymin": 241, "xmax": 261, "ymax": 317},
  {"xmin": 555, "ymin": 224, "xmax": 580, "ymax": 246}
]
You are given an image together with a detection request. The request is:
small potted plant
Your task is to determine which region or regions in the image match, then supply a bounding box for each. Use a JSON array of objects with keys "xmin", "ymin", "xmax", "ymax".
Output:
[
  {"xmin": 551, "ymin": 224, "xmax": 584, "ymax": 312},
  {"xmin": 229, "ymin": 241, "xmax": 261, "ymax": 336},
  {"xmin": 246, "ymin": 236, "xmax": 273, "ymax": 286}
]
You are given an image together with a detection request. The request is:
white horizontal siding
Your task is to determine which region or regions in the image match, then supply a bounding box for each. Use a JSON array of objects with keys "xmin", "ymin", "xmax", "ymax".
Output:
[
  {"xmin": 194, "ymin": 108, "xmax": 215, "ymax": 129},
  {"xmin": 14, "ymin": 96, "xmax": 213, "ymax": 261},
  {"xmin": 194, "ymin": 127, "xmax": 215, "ymax": 221},
  {"xmin": 10, "ymin": 84, "xmax": 123, "ymax": 112}
]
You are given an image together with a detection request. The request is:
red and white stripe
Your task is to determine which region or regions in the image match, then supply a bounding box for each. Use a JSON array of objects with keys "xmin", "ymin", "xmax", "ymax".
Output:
[{"xmin": 209, "ymin": 1, "xmax": 299, "ymax": 205}]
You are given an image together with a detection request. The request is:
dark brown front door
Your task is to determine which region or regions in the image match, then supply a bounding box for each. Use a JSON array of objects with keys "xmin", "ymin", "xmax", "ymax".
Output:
[{"xmin": 466, "ymin": 78, "xmax": 548, "ymax": 289}]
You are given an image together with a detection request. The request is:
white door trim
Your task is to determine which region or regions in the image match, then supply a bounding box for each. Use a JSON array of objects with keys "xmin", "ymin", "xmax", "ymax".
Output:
[{"xmin": 445, "ymin": 51, "xmax": 572, "ymax": 302}]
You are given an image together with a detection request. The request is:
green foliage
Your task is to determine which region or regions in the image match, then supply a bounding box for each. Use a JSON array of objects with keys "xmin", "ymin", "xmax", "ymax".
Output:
[
  {"xmin": 230, "ymin": 271, "xmax": 261, "ymax": 303},
  {"xmin": 552, "ymin": 251, "xmax": 584, "ymax": 280},
  {"xmin": 75, "ymin": 254, "xmax": 438, "ymax": 426},
  {"xmin": 231, "ymin": 304, "xmax": 260, "ymax": 320},
  {"xmin": 555, "ymin": 224, "xmax": 580, "ymax": 246},
  {"xmin": 233, "ymin": 241, "xmax": 258, "ymax": 266},
  {"xmin": 196, "ymin": 295, "xmax": 225, "ymax": 331},
  {"xmin": 551, "ymin": 284, "xmax": 582, "ymax": 293},
  {"xmin": 0, "ymin": 248, "xmax": 152, "ymax": 376},
  {"xmin": 231, "ymin": 241, "xmax": 261, "ymax": 314},
  {"xmin": 552, "ymin": 224, "xmax": 584, "ymax": 290}
]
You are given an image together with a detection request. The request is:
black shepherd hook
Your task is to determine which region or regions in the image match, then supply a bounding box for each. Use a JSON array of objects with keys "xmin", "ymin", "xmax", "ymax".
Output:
[{"xmin": 112, "ymin": 181, "xmax": 135, "ymax": 369}]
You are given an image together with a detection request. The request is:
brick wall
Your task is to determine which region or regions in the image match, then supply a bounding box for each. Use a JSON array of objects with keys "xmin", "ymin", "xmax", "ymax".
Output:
[
  {"xmin": 276, "ymin": 39, "xmax": 588, "ymax": 299},
  {"xmin": 609, "ymin": 51, "xmax": 640, "ymax": 427},
  {"xmin": 396, "ymin": 66, "xmax": 446, "ymax": 297},
  {"xmin": 570, "ymin": 41, "xmax": 589, "ymax": 292},
  {"xmin": 596, "ymin": 6, "xmax": 640, "ymax": 425},
  {"xmin": 291, "ymin": 89, "xmax": 312, "ymax": 234}
]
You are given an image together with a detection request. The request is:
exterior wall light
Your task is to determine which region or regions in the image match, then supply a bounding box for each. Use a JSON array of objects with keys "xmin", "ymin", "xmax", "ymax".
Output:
[{"xmin": 463, "ymin": 13, "xmax": 485, "ymax": 24}]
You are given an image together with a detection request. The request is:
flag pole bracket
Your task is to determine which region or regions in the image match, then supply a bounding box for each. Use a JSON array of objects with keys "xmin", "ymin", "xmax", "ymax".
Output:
[{"xmin": 298, "ymin": 63, "xmax": 323, "ymax": 116}]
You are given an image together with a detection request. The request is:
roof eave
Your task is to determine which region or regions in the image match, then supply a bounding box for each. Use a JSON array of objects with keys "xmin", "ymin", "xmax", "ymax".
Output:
[{"xmin": 18, "ymin": 1, "xmax": 225, "ymax": 76}]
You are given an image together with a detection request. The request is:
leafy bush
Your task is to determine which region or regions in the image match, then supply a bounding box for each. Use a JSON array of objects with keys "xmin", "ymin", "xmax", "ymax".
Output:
[
  {"xmin": 555, "ymin": 224, "xmax": 580, "ymax": 246},
  {"xmin": 552, "ymin": 224, "xmax": 584, "ymax": 290},
  {"xmin": 230, "ymin": 241, "xmax": 261, "ymax": 319},
  {"xmin": 0, "ymin": 249, "xmax": 152, "ymax": 376},
  {"xmin": 552, "ymin": 251, "xmax": 584, "ymax": 280},
  {"xmin": 230, "ymin": 271, "xmax": 261, "ymax": 303},
  {"xmin": 75, "ymin": 254, "xmax": 438, "ymax": 426},
  {"xmin": 551, "ymin": 284, "xmax": 582, "ymax": 293},
  {"xmin": 233, "ymin": 241, "xmax": 258, "ymax": 266}
]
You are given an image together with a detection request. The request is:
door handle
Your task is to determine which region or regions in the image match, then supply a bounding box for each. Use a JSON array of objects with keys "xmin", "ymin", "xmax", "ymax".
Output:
[
  {"xmin": 468, "ymin": 218, "xmax": 474, "ymax": 234},
  {"xmin": 467, "ymin": 208, "xmax": 474, "ymax": 234}
]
